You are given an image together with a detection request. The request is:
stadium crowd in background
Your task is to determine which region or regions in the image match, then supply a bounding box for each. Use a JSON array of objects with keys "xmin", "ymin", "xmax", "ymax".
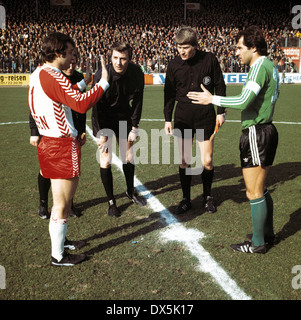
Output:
[{"xmin": 0, "ymin": 0, "xmax": 299, "ymax": 74}]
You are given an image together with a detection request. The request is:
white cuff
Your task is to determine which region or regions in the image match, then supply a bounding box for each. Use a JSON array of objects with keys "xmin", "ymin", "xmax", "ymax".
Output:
[
  {"xmin": 98, "ymin": 78, "xmax": 110, "ymax": 92},
  {"xmin": 212, "ymin": 95, "xmax": 221, "ymax": 106},
  {"xmin": 77, "ymin": 79, "xmax": 87, "ymax": 92}
]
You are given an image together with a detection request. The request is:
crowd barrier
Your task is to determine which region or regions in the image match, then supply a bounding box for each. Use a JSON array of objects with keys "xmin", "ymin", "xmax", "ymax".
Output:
[
  {"xmin": 0, "ymin": 74, "xmax": 30, "ymax": 86},
  {"xmin": 1, "ymin": 72, "xmax": 301, "ymax": 86},
  {"xmin": 147, "ymin": 73, "xmax": 301, "ymax": 84}
]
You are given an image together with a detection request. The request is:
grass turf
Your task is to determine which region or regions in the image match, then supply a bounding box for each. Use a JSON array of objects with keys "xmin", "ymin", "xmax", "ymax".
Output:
[{"xmin": 0, "ymin": 84, "xmax": 300, "ymax": 300}]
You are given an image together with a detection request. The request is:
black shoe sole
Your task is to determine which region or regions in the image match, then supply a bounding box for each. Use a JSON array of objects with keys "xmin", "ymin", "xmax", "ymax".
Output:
[
  {"xmin": 230, "ymin": 241, "xmax": 267, "ymax": 254},
  {"xmin": 50, "ymin": 253, "xmax": 86, "ymax": 267}
]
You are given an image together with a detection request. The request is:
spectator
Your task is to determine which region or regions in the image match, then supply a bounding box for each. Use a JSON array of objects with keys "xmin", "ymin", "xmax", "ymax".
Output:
[{"xmin": 0, "ymin": 0, "xmax": 298, "ymax": 74}]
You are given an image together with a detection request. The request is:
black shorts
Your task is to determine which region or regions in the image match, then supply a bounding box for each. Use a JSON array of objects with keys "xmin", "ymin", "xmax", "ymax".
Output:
[
  {"xmin": 239, "ymin": 123, "xmax": 278, "ymax": 168},
  {"xmin": 173, "ymin": 103, "xmax": 216, "ymax": 141},
  {"xmin": 96, "ymin": 120, "xmax": 132, "ymax": 139}
]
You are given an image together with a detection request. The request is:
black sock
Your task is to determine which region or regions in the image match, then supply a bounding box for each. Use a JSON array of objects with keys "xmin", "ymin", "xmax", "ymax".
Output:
[
  {"xmin": 38, "ymin": 172, "xmax": 50, "ymax": 205},
  {"xmin": 100, "ymin": 167, "xmax": 114, "ymax": 202},
  {"xmin": 201, "ymin": 168, "xmax": 214, "ymax": 198},
  {"xmin": 179, "ymin": 167, "xmax": 192, "ymax": 201},
  {"xmin": 123, "ymin": 162, "xmax": 135, "ymax": 195}
]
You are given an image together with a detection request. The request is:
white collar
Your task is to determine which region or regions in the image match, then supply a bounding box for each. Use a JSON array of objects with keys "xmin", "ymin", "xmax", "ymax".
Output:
[{"xmin": 42, "ymin": 63, "xmax": 62, "ymax": 73}]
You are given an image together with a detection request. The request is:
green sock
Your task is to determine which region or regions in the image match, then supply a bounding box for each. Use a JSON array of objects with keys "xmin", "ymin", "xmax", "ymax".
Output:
[
  {"xmin": 250, "ymin": 196, "xmax": 267, "ymax": 247},
  {"xmin": 264, "ymin": 189, "xmax": 274, "ymax": 238}
]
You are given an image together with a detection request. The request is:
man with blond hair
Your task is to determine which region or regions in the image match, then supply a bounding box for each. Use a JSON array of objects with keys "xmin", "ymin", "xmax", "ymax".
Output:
[{"xmin": 164, "ymin": 27, "xmax": 226, "ymax": 214}]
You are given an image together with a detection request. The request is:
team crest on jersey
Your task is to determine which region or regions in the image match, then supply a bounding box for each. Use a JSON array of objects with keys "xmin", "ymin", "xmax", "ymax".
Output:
[{"xmin": 203, "ymin": 76, "xmax": 211, "ymax": 85}]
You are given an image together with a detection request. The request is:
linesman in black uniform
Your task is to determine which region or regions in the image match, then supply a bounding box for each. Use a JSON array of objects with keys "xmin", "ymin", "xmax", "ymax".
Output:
[
  {"xmin": 92, "ymin": 42, "xmax": 146, "ymax": 218},
  {"xmin": 164, "ymin": 27, "xmax": 226, "ymax": 214}
]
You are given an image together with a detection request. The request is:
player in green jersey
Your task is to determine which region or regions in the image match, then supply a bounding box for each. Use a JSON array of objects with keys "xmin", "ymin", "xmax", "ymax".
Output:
[{"xmin": 187, "ymin": 25, "xmax": 280, "ymax": 254}]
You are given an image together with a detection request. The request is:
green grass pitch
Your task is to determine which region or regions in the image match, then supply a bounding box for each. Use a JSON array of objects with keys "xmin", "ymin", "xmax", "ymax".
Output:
[{"xmin": 0, "ymin": 84, "xmax": 300, "ymax": 301}]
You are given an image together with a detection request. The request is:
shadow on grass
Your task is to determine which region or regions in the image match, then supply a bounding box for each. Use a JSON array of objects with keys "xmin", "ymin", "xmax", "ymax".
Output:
[
  {"xmin": 76, "ymin": 162, "xmax": 301, "ymax": 257},
  {"xmin": 82, "ymin": 212, "xmax": 167, "ymax": 258},
  {"xmin": 72, "ymin": 191, "xmax": 133, "ymax": 217},
  {"xmin": 274, "ymin": 208, "xmax": 301, "ymax": 245}
]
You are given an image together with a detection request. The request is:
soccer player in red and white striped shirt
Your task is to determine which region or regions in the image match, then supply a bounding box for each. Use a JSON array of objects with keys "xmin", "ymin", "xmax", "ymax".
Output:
[{"xmin": 28, "ymin": 32, "xmax": 109, "ymax": 266}]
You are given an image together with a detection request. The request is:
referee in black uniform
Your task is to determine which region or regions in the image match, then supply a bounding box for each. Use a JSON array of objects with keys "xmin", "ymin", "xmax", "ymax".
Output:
[
  {"xmin": 164, "ymin": 27, "xmax": 226, "ymax": 214},
  {"xmin": 92, "ymin": 42, "xmax": 146, "ymax": 217}
]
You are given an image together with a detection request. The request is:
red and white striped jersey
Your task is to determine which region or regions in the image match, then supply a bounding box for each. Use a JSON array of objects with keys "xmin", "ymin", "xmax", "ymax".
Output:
[{"xmin": 28, "ymin": 64, "xmax": 109, "ymax": 138}]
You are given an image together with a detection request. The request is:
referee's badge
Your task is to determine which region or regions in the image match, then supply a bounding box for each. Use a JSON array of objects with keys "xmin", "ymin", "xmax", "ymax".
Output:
[{"xmin": 203, "ymin": 76, "xmax": 211, "ymax": 85}]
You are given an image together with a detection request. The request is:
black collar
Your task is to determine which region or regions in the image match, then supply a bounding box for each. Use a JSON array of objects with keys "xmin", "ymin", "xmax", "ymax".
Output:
[{"xmin": 179, "ymin": 50, "xmax": 202, "ymax": 66}]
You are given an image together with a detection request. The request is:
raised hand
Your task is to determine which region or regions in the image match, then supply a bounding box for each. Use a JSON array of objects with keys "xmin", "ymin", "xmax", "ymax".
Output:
[
  {"xmin": 84, "ymin": 59, "xmax": 92, "ymax": 85},
  {"xmin": 100, "ymin": 54, "xmax": 108, "ymax": 83}
]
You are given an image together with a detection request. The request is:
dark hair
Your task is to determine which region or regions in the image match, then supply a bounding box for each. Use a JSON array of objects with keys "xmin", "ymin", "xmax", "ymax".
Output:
[
  {"xmin": 237, "ymin": 25, "xmax": 267, "ymax": 56},
  {"xmin": 110, "ymin": 42, "xmax": 132, "ymax": 60},
  {"xmin": 41, "ymin": 32, "xmax": 75, "ymax": 63},
  {"xmin": 175, "ymin": 27, "xmax": 198, "ymax": 47}
]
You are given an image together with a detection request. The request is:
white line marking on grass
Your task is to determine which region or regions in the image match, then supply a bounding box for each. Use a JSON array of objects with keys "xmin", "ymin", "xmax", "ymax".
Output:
[
  {"xmin": 0, "ymin": 121, "xmax": 29, "ymax": 125},
  {"xmin": 139, "ymin": 119, "xmax": 301, "ymax": 125},
  {"xmin": 1, "ymin": 120, "xmax": 301, "ymax": 126},
  {"xmin": 86, "ymin": 124, "xmax": 251, "ymax": 300}
]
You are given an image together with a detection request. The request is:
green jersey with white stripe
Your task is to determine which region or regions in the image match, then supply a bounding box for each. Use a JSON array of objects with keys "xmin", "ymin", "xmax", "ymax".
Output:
[{"xmin": 213, "ymin": 56, "xmax": 279, "ymax": 129}]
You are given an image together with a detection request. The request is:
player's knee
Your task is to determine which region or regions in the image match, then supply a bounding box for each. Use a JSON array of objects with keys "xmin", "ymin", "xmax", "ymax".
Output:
[
  {"xmin": 202, "ymin": 157, "xmax": 213, "ymax": 170},
  {"xmin": 180, "ymin": 161, "xmax": 190, "ymax": 169},
  {"xmin": 100, "ymin": 161, "xmax": 111, "ymax": 169},
  {"xmin": 99, "ymin": 152, "xmax": 111, "ymax": 168},
  {"xmin": 51, "ymin": 204, "xmax": 70, "ymax": 220},
  {"xmin": 126, "ymin": 149, "xmax": 134, "ymax": 164},
  {"xmin": 245, "ymin": 190, "xmax": 252, "ymax": 200},
  {"xmin": 246, "ymin": 190, "xmax": 263, "ymax": 200},
  {"xmin": 126, "ymin": 155, "xmax": 134, "ymax": 164}
]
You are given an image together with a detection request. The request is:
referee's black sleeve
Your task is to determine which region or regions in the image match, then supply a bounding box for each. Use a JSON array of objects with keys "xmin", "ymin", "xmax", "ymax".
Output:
[
  {"xmin": 29, "ymin": 113, "xmax": 40, "ymax": 136},
  {"xmin": 130, "ymin": 69, "xmax": 144, "ymax": 128},
  {"xmin": 91, "ymin": 68, "xmax": 103, "ymax": 137},
  {"xmin": 69, "ymin": 70, "xmax": 86, "ymax": 135},
  {"xmin": 163, "ymin": 63, "xmax": 176, "ymax": 122}
]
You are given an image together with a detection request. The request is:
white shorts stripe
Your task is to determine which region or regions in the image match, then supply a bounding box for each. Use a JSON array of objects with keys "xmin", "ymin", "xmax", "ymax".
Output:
[
  {"xmin": 248, "ymin": 126, "xmax": 261, "ymax": 166},
  {"xmin": 71, "ymin": 140, "xmax": 80, "ymax": 177}
]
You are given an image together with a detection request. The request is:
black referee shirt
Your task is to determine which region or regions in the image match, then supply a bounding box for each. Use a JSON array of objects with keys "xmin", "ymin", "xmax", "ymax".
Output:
[
  {"xmin": 164, "ymin": 50, "xmax": 226, "ymax": 122},
  {"xmin": 91, "ymin": 62, "xmax": 144, "ymax": 137}
]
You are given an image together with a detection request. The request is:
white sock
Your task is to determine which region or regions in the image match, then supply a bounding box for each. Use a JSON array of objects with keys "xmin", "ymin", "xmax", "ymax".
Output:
[{"xmin": 49, "ymin": 215, "xmax": 68, "ymax": 261}]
